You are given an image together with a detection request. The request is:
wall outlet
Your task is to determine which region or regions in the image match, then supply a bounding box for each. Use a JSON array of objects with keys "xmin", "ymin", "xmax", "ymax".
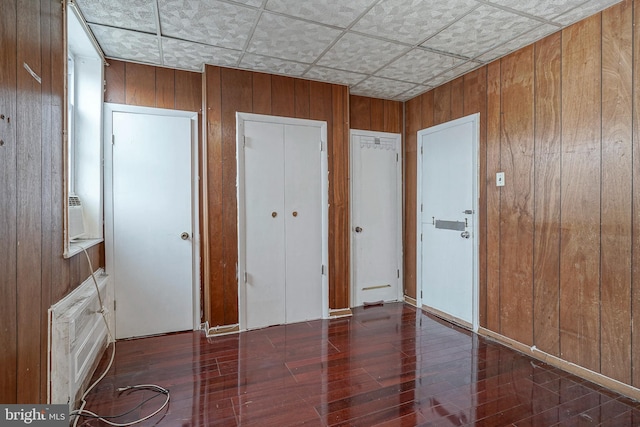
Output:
[{"xmin": 496, "ymin": 172, "xmax": 505, "ymax": 187}]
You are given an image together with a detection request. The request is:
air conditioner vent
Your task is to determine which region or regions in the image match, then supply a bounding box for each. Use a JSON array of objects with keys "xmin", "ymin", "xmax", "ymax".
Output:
[
  {"xmin": 68, "ymin": 194, "xmax": 85, "ymax": 240},
  {"xmin": 69, "ymin": 195, "xmax": 82, "ymax": 207}
]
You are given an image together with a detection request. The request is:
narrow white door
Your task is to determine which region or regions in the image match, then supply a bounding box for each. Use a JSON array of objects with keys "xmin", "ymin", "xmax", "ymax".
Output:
[
  {"xmin": 111, "ymin": 111, "xmax": 194, "ymax": 339},
  {"xmin": 239, "ymin": 115, "xmax": 327, "ymax": 330},
  {"xmin": 243, "ymin": 121, "xmax": 286, "ymax": 329},
  {"xmin": 419, "ymin": 114, "xmax": 478, "ymax": 329},
  {"xmin": 350, "ymin": 131, "xmax": 402, "ymax": 306}
]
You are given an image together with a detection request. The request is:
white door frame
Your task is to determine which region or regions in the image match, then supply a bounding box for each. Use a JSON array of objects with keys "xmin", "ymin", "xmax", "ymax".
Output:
[
  {"xmin": 349, "ymin": 129, "xmax": 403, "ymax": 306},
  {"xmin": 236, "ymin": 112, "xmax": 329, "ymax": 331},
  {"xmin": 104, "ymin": 103, "xmax": 201, "ymax": 335},
  {"xmin": 416, "ymin": 113, "xmax": 480, "ymax": 331}
]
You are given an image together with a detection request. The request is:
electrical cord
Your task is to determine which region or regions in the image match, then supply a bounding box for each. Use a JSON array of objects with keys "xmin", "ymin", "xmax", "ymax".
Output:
[{"xmin": 68, "ymin": 243, "xmax": 170, "ymax": 426}]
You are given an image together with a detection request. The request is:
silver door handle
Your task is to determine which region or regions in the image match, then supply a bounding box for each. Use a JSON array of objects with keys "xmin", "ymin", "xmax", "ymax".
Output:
[
  {"xmin": 355, "ymin": 226, "xmax": 363, "ymax": 233},
  {"xmin": 181, "ymin": 232, "xmax": 190, "ymax": 240},
  {"xmin": 460, "ymin": 231, "xmax": 470, "ymax": 239}
]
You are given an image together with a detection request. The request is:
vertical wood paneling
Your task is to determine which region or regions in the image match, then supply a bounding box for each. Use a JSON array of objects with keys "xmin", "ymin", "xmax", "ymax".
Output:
[
  {"xmin": 220, "ymin": 68, "xmax": 252, "ymax": 323},
  {"xmin": 486, "ymin": 61, "xmax": 501, "ymax": 332},
  {"xmin": 104, "ymin": 60, "xmax": 125, "ymax": 104},
  {"xmin": 600, "ymin": 0, "xmax": 632, "ymax": 383},
  {"xmin": 433, "ymin": 83, "xmax": 451, "ymax": 125},
  {"xmin": 205, "ymin": 66, "xmax": 224, "ymax": 326},
  {"xmin": 349, "ymin": 95, "xmax": 371, "ymax": 130},
  {"xmin": 450, "ymin": 77, "xmax": 464, "ymax": 120},
  {"xmin": 294, "ymin": 79, "xmax": 310, "ymax": 119},
  {"xmin": 252, "ymin": 73, "xmax": 271, "ymax": 115},
  {"xmin": 175, "ymin": 70, "xmax": 201, "ymax": 112},
  {"xmin": 421, "ymin": 91, "xmax": 434, "ymax": 129},
  {"xmin": 560, "ymin": 15, "xmax": 602, "ymax": 372},
  {"xmin": 155, "ymin": 68, "xmax": 175, "ymax": 109},
  {"xmin": 271, "ymin": 75, "xmax": 295, "ymax": 117},
  {"xmin": 383, "ymin": 100, "xmax": 402, "ymax": 133},
  {"xmin": 0, "ymin": 0, "xmax": 18, "ymax": 404},
  {"xmin": 404, "ymin": 96, "xmax": 421, "ymax": 299},
  {"xmin": 633, "ymin": 0, "xmax": 640, "ymax": 389},
  {"xmin": 370, "ymin": 98, "xmax": 385, "ymax": 131},
  {"xmin": 124, "ymin": 63, "xmax": 156, "ymax": 106},
  {"xmin": 16, "ymin": 0, "xmax": 42, "ymax": 402},
  {"xmin": 463, "ymin": 67, "xmax": 487, "ymax": 325},
  {"xmin": 533, "ymin": 32, "xmax": 562, "ymax": 356},
  {"xmin": 499, "ymin": 46, "xmax": 535, "ymax": 346},
  {"xmin": 331, "ymin": 85, "xmax": 350, "ymax": 308}
]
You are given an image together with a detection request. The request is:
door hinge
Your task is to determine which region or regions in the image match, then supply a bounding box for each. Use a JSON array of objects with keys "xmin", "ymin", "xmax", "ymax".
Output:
[
  {"xmin": 244, "ymin": 272, "xmax": 248, "ymax": 283},
  {"xmin": 396, "ymin": 153, "xmax": 399, "ymax": 162},
  {"xmin": 321, "ymin": 265, "xmax": 325, "ymax": 275},
  {"xmin": 421, "ymin": 291, "xmax": 423, "ymax": 298},
  {"xmin": 421, "ymin": 203, "xmax": 423, "ymax": 212},
  {"xmin": 111, "ymin": 134, "xmax": 115, "ymax": 145},
  {"xmin": 420, "ymin": 233, "xmax": 423, "ymax": 242},
  {"xmin": 113, "ymin": 300, "xmax": 116, "ymax": 311},
  {"xmin": 397, "ymin": 269, "xmax": 400, "ymax": 278},
  {"xmin": 320, "ymin": 140, "xmax": 324, "ymax": 152},
  {"xmin": 243, "ymin": 136, "xmax": 247, "ymax": 148},
  {"xmin": 420, "ymin": 146, "xmax": 423, "ymax": 155}
]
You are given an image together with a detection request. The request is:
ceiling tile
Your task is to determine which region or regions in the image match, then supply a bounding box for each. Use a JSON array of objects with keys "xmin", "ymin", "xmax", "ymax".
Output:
[
  {"xmin": 162, "ymin": 38, "xmax": 241, "ymax": 71},
  {"xmin": 475, "ymin": 24, "xmax": 558, "ymax": 63},
  {"xmin": 247, "ymin": 12, "xmax": 342, "ymax": 63},
  {"xmin": 554, "ymin": 0, "xmax": 622, "ymax": 25},
  {"xmin": 423, "ymin": 61, "xmax": 480, "ymax": 87},
  {"xmin": 76, "ymin": 0, "xmax": 157, "ymax": 33},
  {"xmin": 158, "ymin": 0, "xmax": 259, "ymax": 50},
  {"xmin": 350, "ymin": 76, "xmax": 416, "ymax": 99},
  {"xmin": 318, "ymin": 33, "xmax": 408, "ymax": 74},
  {"xmin": 396, "ymin": 84, "xmax": 431, "ymax": 101},
  {"xmin": 265, "ymin": 0, "xmax": 375, "ymax": 28},
  {"xmin": 303, "ymin": 66, "xmax": 367, "ymax": 86},
  {"xmin": 351, "ymin": 0, "xmax": 477, "ymax": 45},
  {"xmin": 239, "ymin": 53, "xmax": 309, "ymax": 76},
  {"xmin": 90, "ymin": 24, "xmax": 161, "ymax": 64},
  {"xmin": 422, "ymin": 4, "xmax": 541, "ymax": 59},
  {"xmin": 376, "ymin": 48, "xmax": 465, "ymax": 84},
  {"xmin": 483, "ymin": 0, "xmax": 587, "ymax": 20}
]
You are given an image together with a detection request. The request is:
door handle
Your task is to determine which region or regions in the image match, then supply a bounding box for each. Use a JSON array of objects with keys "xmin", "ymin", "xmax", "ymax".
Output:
[
  {"xmin": 355, "ymin": 226, "xmax": 363, "ymax": 233},
  {"xmin": 181, "ymin": 232, "xmax": 190, "ymax": 240},
  {"xmin": 460, "ymin": 231, "xmax": 470, "ymax": 239}
]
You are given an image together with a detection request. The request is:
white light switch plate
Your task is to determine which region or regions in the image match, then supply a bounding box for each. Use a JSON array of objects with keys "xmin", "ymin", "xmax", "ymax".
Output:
[{"xmin": 496, "ymin": 172, "xmax": 505, "ymax": 187}]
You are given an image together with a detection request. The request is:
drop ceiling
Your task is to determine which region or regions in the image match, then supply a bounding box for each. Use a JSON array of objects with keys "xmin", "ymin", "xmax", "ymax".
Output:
[{"xmin": 74, "ymin": 0, "xmax": 622, "ymax": 101}]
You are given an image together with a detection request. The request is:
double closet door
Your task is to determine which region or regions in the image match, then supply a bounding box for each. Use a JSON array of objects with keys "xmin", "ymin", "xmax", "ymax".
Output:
[{"xmin": 238, "ymin": 114, "xmax": 328, "ymax": 330}]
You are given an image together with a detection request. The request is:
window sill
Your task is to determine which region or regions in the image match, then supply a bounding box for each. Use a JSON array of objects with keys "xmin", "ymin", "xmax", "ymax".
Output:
[{"xmin": 64, "ymin": 238, "xmax": 103, "ymax": 259}]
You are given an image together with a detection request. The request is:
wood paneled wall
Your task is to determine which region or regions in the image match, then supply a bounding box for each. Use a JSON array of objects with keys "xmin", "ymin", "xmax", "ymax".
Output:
[
  {"xmin": 349, "ymin": 95, "xmax": 402, "ymax": 134},
  {"xmin": 0, "ymin": 0, "xmax": 104, "ymax": 403},
  {"xmin": 203, "ymin": 66, "xmax": 351, "ymax": 326},
  {"xmin": 405, "ymin": 0, "xmax": 640, "ymax": 388}
]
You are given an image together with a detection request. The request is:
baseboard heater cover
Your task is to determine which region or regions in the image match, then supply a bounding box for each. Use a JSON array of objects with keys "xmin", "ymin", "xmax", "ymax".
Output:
[{"xmin": 48, "ymin": 269, "xmax": 112, "ymax": 412}]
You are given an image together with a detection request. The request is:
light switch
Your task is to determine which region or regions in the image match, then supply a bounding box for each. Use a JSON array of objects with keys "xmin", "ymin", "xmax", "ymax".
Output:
[{"xmin": 496, "ymin": 172, "xmax": 505, "ymax": 187}]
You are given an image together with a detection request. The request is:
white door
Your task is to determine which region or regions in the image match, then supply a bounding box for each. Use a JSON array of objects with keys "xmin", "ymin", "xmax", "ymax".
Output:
[
  {"xmin": 238, "ymin": 114, "xmax": 328, "ymax": 331},
  {"xmin": 109, "ymin": 108, "xmax": 195, "ymax": 339},
  {"xmin": 418, "ymin": 114, "xmax": 478, "ymax": 330},
  {"xmin": 350, "ymin": 130, "xmax": 402, "ymax": 306}
]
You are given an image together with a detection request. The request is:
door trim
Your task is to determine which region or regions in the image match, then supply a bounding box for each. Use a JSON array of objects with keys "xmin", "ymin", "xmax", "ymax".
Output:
[
  {"xmin": 349, "ymin": 129, "xmax": 403, "ymax": 307},
  {"xmin": 104, "ymin": 103, "xmax": 201, "ymax": 335},
  {"xmin": 416, "ymin": 113, "xmax": 479, "ymax": 331},
  {"xmin": 236, "ymin": 112, "xmax": 329, "ymax": 331}
]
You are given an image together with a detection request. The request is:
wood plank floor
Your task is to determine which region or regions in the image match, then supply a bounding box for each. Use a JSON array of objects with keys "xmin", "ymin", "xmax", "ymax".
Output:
[{"xmin": 78, "ymin": 303, "xmax": 640, "ymax": 426}]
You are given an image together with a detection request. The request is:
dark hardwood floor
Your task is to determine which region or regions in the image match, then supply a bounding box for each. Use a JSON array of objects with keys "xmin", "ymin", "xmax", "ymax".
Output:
[{"xmin": 78, "ymin": 303, "xmax": 640, "ymax": 426}]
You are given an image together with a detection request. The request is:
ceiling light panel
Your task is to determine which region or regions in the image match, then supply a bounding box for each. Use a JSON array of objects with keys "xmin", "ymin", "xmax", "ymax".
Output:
[
  {"xmin": 75, "ymin": 0, "xmax": 157, "ymax": 33},
  {"xmin": 89, "ymin": 24, "xmax": 161, "ymax": 64},
  {"xmin": 265, "ymin": 0, "xmax": 377, "ymax": 28},
  {"xmin": 246, "ymin": 12, "xmax": 343, "ymax": 63},
  {"xmin": 158, "ymin": 0, "xmax": 259, "ymax": 50},
  {"xmin": 422, "ymin": 4, "xmax": 541, "ymax": 59},
  {"xmin": 351, "ymin": 0, "xmax": 477, "ymax": 45}
]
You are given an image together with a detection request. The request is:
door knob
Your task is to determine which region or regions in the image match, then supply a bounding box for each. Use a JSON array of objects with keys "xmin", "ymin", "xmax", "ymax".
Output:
[
  {"xmin": 181, "ymin": 232, "xmax": 190, "ymax": 240},
  {"xmin": 292, "ymin": 211, "xmax": 298, "ymax": 217},
  {"xmin": 460, "ymin": 231, "xmax": 470, "ymax": 239},
  {"xmin": 355, "ymin": 226, "xmax": 363, "ymax": 233}
]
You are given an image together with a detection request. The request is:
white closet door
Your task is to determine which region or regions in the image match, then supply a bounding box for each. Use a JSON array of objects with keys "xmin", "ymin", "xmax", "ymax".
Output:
[
  {"xmin": 244, "ymin": 121, "xmax": 286, "ymax": 329},
  {"xmin": 284, "ymin": 124, "xmax": 322, "ymax": 323}
]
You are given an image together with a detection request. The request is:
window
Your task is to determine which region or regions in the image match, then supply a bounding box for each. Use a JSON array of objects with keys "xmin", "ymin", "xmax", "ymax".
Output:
[{"xmin": 64, "ymin": 4, "xmax": 104, "ymax": 257}]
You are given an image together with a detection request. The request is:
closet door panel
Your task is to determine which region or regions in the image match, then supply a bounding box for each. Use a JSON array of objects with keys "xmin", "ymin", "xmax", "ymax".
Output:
[
  {"xmin": 244, "ymin": 121, "xmax": 286, "ymax": 329},
  {"xmin": 284, "ymin": 124, "xmax": 323, "ymax": 323}
]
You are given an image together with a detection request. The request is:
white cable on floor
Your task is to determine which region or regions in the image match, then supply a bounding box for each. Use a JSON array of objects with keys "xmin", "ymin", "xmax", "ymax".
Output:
[{"xmin": 69, "ymin": 244, "xmax": 170, "ymax": 426}]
